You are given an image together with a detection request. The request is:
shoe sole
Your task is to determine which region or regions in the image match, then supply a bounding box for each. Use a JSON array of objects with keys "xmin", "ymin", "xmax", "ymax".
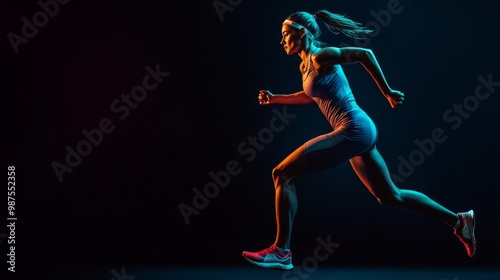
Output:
[{"xmin": 242, "ymin": 255, "xmax": 294, "ymax": 270}]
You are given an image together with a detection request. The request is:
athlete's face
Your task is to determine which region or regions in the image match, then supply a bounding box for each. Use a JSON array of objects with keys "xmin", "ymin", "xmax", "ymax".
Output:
[{"xmin": 280, "ymin": 24, "xmax": 303, "ymax": 55}]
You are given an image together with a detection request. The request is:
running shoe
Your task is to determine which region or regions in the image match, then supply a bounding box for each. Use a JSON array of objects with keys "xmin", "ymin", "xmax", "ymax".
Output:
[
  {"xmin": 242, "ymin": 244, "xmax": 293, "ymax": 270},
  {"xmin": 454, "ymin": 209, "xmax": 476, "ymax": 257}
]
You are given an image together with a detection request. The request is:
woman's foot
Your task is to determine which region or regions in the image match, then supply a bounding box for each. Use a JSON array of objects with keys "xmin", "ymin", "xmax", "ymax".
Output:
[
  {"xmin": 454, "ymin": 209, "xmax": 477, "ymax": 257},
  {"xmin": 242, "ymin": 244, "xmax": 293, "ymax": 270}
]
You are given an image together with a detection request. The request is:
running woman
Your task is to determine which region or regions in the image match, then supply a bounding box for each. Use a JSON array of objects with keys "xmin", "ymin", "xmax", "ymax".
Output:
[{"xmin": 242, "ymin": 9, "xmax": 476, "ymax": 270}]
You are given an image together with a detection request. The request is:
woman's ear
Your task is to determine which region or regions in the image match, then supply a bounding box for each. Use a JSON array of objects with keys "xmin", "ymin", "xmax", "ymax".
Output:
[{"xmin": 300, "ymin": 28, "xmax": 307, "ymax": 38}]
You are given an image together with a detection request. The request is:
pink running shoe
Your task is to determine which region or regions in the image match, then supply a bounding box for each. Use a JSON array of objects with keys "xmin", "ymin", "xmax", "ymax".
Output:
[
  {"xmin": 242, "ymin": 244, "xmax": 293, "ymax": 270},
  {"xmin": 454, "ymin": 209, "xmax": 477, "ymax": 257}
]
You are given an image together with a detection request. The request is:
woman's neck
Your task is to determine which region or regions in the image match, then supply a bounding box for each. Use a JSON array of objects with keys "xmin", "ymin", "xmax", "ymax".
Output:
[{"xmin": 298, "ymin": 46, "xmax": 320, "ymax": 62}]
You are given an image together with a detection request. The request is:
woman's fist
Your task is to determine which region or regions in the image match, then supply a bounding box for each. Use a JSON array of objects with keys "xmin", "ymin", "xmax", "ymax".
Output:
[
  {"xmin": 258, "ymin": 90, "xmax": 274, "ymax": 105},
  {"xmin": 385, "ymin": 89, "xmax": 404, "ymax": 109}
]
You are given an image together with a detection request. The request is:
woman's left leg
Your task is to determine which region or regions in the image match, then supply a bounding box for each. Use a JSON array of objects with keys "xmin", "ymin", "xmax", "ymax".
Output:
[
  {"xmin": 349, "ymin": 146, "xmax": 476, "ymax": 257},
  {"xmin": 349, "ymin": 146, "xmax": 458, "ymax": 226}
]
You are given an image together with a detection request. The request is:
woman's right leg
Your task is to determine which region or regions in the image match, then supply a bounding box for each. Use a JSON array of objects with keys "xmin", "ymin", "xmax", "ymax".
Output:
[
  {"xmin": 272, "ymin": 131, "xmax": 367, "ymax": 249},
  {"xmin": 242, "ymin": 131, "xmax": 364, "ymax": 269},
  {"xmin": 241, "ymin": 144, "xmax": 308, "ymax": 270},
  {"xmin": 272, "ymin": 145, "xmax": 307, "ymax": 250}
]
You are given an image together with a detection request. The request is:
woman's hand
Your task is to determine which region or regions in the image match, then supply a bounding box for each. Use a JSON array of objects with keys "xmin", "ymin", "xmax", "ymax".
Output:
[
  {"xmin": 385, "ymin": 89, "xmax": 404, "ymax": 109},
  {"xmin": 258, "ymin": 90, "xmax": 274, "ymax": 105}
]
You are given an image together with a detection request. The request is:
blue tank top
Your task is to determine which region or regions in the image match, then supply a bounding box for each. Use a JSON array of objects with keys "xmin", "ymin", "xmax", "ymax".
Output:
[{"xmin": 302, "ymin": 52, "xmax": 362, "ymax": 129}]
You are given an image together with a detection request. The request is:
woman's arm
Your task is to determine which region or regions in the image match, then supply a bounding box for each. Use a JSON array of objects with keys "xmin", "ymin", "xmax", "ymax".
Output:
[
  {"xmin": 259, "ymin": 90, "xmax": 315, "ymax": 105},
  {"xmin": 316, "ymin": 47, "xmax": 391, "ymax": 94},
  {"xmin": 315, "ymin": 47, "xmax": 404, "ymax": 108}
]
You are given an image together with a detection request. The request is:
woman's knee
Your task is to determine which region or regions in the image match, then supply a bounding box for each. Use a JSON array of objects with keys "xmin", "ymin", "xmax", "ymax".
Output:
[
  {"xmin": 272, "ymin": 165, "xmax": 294, "ymax": 186},
  {"xmin": 376, "ymin": 188, "xmax": 403, "ymax": 206}
]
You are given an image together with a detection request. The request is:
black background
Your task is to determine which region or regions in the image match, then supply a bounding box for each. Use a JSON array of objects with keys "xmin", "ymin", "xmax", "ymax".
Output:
[{"xmin": 2, "ymin": 0, "xmax": 500, "ymax": 277}]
